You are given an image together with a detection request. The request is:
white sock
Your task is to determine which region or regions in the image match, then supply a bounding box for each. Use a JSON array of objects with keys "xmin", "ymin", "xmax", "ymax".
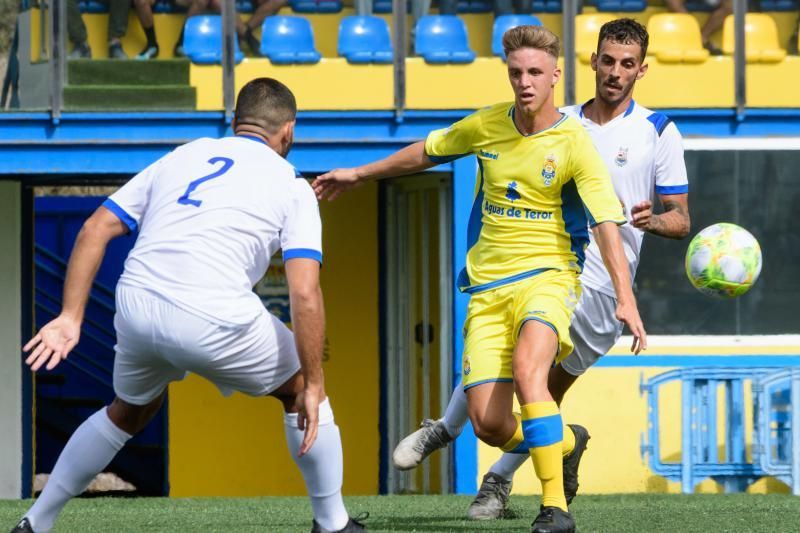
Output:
[
  {"xmin": 284, "ymin": 398, "xmax": 349, "ymax": 532},
  {"xmin": 442, "ymin": 380, "xmax": 469, "ymax": 439},
  {"xmin": 26, "ymin": 408, "xmax": 131, "ymax": 532},
  {"xmin": 489, "ymin": 451, "xmax": 529, "ymax": 482}
]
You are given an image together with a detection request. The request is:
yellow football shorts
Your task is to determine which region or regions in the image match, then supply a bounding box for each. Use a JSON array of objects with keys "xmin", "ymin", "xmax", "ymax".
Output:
[{"xmin": 461, "ymin": 269, "xmax": 581, "ymax": 390}]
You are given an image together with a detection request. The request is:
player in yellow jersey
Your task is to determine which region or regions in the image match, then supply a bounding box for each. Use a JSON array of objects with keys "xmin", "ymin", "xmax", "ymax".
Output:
[{"xmin": 313, "ymin": 25, "xmax": 647, "ymax": 533}]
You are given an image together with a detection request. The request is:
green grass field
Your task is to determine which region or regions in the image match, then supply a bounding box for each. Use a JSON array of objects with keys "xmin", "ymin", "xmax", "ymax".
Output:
[{"xmin": 3, "ymin": 494, "xmax": 800, "ymax": 532}]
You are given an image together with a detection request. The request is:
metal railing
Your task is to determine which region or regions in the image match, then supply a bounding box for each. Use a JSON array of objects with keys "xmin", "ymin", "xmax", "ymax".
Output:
[{"xmin": 25, "ymin": 2, "xmax": 756, "ymax": 117}]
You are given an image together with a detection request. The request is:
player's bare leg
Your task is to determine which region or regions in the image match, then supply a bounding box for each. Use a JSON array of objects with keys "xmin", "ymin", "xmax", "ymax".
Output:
[
  {"xmin": 14, "ymin": 393, "xmax": 165, "ymax": 533},
  {"xmin": 513, "ymin": 320, "xmax": 575, "ymax": 533},
  {"xmin": 271, "ymin": 371, "xmax": 365, "ymax": 533}
]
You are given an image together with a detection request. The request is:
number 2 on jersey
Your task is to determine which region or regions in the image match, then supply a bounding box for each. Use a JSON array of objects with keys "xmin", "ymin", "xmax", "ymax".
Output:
[{"xmin": 177, "ymin": 157, "xmax": 234, "ymax": 207}]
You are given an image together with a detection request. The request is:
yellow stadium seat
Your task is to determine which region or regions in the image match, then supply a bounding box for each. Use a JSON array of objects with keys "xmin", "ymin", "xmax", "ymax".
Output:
[
  {"xmin": 575, "ymin": 13, "xmax": 616, "ymax": 64},
  {"xmin": 647, "ymin": 14, "xmax": 709, "ymax": 64},
  {"xmin": 722, "ymin": 14, "xmax": 787, "ymax": 63}
]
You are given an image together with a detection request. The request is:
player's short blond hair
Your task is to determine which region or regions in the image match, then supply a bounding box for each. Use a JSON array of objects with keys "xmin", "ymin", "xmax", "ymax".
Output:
[{"xmin": 502, "ymin": 25, "xmax": 560, "ymax": 60}]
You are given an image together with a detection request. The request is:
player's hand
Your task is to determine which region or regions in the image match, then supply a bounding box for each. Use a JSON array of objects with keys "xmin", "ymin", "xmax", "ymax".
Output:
[
  {"xmin": 23, "ymin": 315, "xmax": 81, "ymax": 371},
  {"xmin": 631, "ymin": 200, "xmax": 654, "ymax": 231},
  {"xmin": 615, "ymin": 300, "xmax": 647, "ymax": 355},
  {"xmin": 295, "ymin": 385, "xmax": 323, "ymax": 457},
  {"xmin": 312, "ymin": 168, "xmax": 361, "ymax": 201}
]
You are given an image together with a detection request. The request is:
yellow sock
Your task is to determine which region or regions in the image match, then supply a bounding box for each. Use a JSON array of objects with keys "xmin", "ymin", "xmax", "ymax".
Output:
[
  {"xmin": 500, "ymin": 413, "xmax": 527, "ymax": 453},
  {"xmin": 521, "ymin": 402, "xmax": 568, "ymax": 511},
  {"xmin": 562, "ymin": 424, "xmax": 575, "ymax": 457}
]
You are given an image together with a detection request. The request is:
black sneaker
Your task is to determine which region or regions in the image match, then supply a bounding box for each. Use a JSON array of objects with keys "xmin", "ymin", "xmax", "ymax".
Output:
[
  {"xmin": 467, "ymin": 472, "xmax": 512, "ymax": 520},
  {"xmin": 310, "ymin": 513, "xmax": 367, "ymax": 532},
  {"xmin": 563, "ymin": 424, "xmax": 590, "ymax": 505},
  {"xmin": 703, "ymin": 41, "xmax": 723, "ymax": 56},
  {"xmin": 10, "ymin": 517, "xmax": 33, "ymax": 533},
  {"xmin": 137, "ymin": 44, "xmax": 159, "ymax": 60},
  {"xmin": 108, "ymin": 42, "xmax": 128, "ymax": 59},
  {"xmin": 68, "ymin": 41, "xmax": 92, "ymax": 59},
  {"xmin": 531, "ymin": 506, "xmax": 575, "ymax": 533}
]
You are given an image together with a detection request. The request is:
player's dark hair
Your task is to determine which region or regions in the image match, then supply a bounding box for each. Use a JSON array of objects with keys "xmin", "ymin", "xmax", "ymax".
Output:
[
  {"xmin": 597, "ymin": 18, "xmax": 649, "ymax": 60},
  {"xmin": 234, "ymin": 78, "xmax": 297, "ymax": 134}
]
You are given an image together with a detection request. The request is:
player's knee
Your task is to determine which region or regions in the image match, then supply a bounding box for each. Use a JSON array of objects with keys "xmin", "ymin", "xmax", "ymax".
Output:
[
  {"xmin": 470, "ymin": 415, "xmax": 509, "ymax": 447},
  {"xmin": 107, "ymin": 395, "xmax": 163, "ymax": 434}
]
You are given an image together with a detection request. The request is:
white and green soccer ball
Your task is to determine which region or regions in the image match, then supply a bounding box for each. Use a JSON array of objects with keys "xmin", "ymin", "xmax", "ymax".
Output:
[{"xmin": 685, "ymin": 223, "xmax": 762, "ymax": 298}]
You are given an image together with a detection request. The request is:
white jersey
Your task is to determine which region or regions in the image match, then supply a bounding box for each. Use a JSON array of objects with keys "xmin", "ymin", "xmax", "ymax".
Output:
[
  {"xmin": 104, "ymin": 135, "xmax": 322, "ymax": 327},
  {"xmin": 561, "ymin": 100, "xmax": 689, "ymax": 298}
]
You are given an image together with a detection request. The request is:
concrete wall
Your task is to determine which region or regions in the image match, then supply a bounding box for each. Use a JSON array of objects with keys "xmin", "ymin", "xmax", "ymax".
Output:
[{"xmin": 0, "ymin": 182, "xmax": 23, "ymax": 498}]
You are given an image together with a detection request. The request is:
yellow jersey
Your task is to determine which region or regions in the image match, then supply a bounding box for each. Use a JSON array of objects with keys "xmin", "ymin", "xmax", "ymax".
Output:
[{"xmin": 425, "ymin": 102, "xmax": 625, "ymax": 293}]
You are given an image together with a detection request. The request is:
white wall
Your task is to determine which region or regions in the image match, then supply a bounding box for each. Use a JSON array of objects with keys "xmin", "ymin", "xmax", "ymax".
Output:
[{"xmin": 0, "ymin": 182, "xmax": 23, "ymax": 498}]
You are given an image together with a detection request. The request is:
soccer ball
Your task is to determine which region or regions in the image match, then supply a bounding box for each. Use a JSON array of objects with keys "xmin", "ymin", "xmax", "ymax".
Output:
[{"xmin": 685, "ymin": 223, "xmax": 762, "ymax": 298}]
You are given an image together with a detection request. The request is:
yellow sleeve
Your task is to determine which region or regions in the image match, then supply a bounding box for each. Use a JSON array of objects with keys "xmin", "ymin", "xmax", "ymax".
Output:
[
  {"xmin": 424, "ymin": 111, "xmax": 482, "ymax": 163},
  {"xmin": 570, "ymin": 130, "xmax": 626, "ymax": 226}
]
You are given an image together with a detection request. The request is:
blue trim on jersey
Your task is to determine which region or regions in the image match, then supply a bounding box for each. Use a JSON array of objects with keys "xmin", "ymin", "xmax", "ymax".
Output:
[
  {"xmin": 585, "ymin": 207, "xmax": 598, "ymax": 227},
  {"xmin": 427, "ymin": 152, "xmax": 472, "ymax": 164},
  {"xmin": 647, "ymin": 112, "xmax": 673, "ymax": 136},
  {"xmin": 102, "ymin": 198, "xmax": 137, "ymax": 233},
  {"xmin": 283, "ymin": 248, "xmax": 323, "ymax": 264},
  {"xmin": 511, "ymin": 108, "xmax": 568, "ymax": 137},
  {"xmin": 623, "ymin": 99, "xmax": 636, "ymax": 117},
  {"xmin": 237, "ymin": 134, "xmax": 268, "ymax": 145},
  {"xmin": 518, "ymin": 315, "xmax": 558, "ymax": 340},
  {"xmin": 560, "ymin": 180, "xmax": 590, "ymax": 271},
  {"xmin": 457, "ymin": 158, "xmax": 487, "ymax": 289},
  {"xmin": 522, "ymin": 413, "xmax": 563, "ymax": 448},
  {"xmin": 463, "ymin": 378, "xmax": 514, "ymax": 391},
  {"xmin": 461, "ymin": 267, "xmax": 552, "ymax": 294},
  {"xmin": 655, "ymin": 184, "xmax": 689, "ymax": 195}
]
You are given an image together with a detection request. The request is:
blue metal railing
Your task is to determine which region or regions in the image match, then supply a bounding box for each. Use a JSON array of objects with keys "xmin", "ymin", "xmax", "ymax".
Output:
[{"xmin": 642, "ymin": 366, "xmax": 800, "ymax": 494}]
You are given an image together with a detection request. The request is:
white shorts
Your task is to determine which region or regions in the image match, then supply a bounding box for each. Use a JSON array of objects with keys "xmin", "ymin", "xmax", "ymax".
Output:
[
  {"xmin": 559, "ymin": 285, "xmax": 624, "ymax": 377},
  {"xmin": 113, "ymin": 284, "xmax": 301, "ymax": 405}
]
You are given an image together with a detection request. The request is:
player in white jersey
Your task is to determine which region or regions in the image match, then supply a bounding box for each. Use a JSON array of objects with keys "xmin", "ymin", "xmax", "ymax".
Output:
[
  {"xmin": 13, "ymin": 79, "xmax": 365, "ymax": 533},
  {"xmin": 391, "ymin": 18, "xmax": 691, "ymax": 519}
]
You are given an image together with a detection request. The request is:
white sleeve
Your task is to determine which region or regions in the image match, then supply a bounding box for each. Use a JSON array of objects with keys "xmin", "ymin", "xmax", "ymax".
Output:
[
  {"xmin": 102, "ymin": 155, "xmax": 167, "ymax": 233},
  {"xmin": 654, "ymin": 122, "xmax": 689, "ymax": 195},
  {"xmin": 281, "ymin": 178, "xmax": 323, "ymax": 264}
]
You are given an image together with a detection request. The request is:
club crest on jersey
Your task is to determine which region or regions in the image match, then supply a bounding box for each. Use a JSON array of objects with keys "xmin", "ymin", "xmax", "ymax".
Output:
[
  {"xmin": 615, "ymin": 147, "xmax": 629, "ymax": 167},
  {"xmin": 541, "ymin": 154, "xmax": 557, "ymax": 186},
  {"xmin": 463, "ymin": 356, "xmax": 472, "ymax": 376},
  {"xmin": 505, "ymin": 181, "xmax": 521, "ymax": 202}
]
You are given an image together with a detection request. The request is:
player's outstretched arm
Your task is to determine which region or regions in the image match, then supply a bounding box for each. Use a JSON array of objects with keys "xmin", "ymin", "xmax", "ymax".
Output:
[
  {"xmin": 630, "ymin": 193, "xmax": 690, "ymax": 239},
  {"xmin": 592, "ymin": 221, "xmax": 648, "ymax": 354},
  {"xmin": 313, "ymin": 141, "xmax": 436, "ymax": 201},
  {"xmin": 23, "ymin": 206, "xmax": 128, "ymax": 372},
  {"xmin": 285, "ymin": 257, "xmax": 327, "ymax": 456}
]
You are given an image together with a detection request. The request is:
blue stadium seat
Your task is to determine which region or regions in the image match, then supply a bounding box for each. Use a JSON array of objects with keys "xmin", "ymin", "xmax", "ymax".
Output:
[
  {"xmin": 595, "ymin": 0, "xmax": 647, "ymax": 11},
  {"xmin": 153, "ymin": 0, "xmax": 187, "ymax": 13},
  {"xmin": 289, "ymin": 0, "xmax": 343, "ymax": 13},
  {"xmin": 236, "ymin": 0, "xmax": 255, "ymax": 13},
  {"xmin": 338, "ymin": 16, "xmax": 393, "ymax": 64},
  {"xmin": 492, "ymin": 15, "xmax": 542, "ymax": 59},
  {"xmin": 531, "ymin": 0, "xmax": 561, "ymax": 12},
  {"xmin": 261, "ymin": 16, "xmax": 321, "ymax": 64},
  {"xmin": 79, "ymin": 1, "xmax": 108, "ymax": 13},
  {"xmin": 415, "ymin": 15, "xmax": 476, "ymax": 64},
  {"xmin": 760, "ymin": 0, "xmax": 799, "ymax": 10},
  {"xmin": 183, "ymin": 15, "xmax": 245, "ymax": 65},
  {"xmin": 456, "ymin": 0, "xmax": 492, "ymax": 13}
]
